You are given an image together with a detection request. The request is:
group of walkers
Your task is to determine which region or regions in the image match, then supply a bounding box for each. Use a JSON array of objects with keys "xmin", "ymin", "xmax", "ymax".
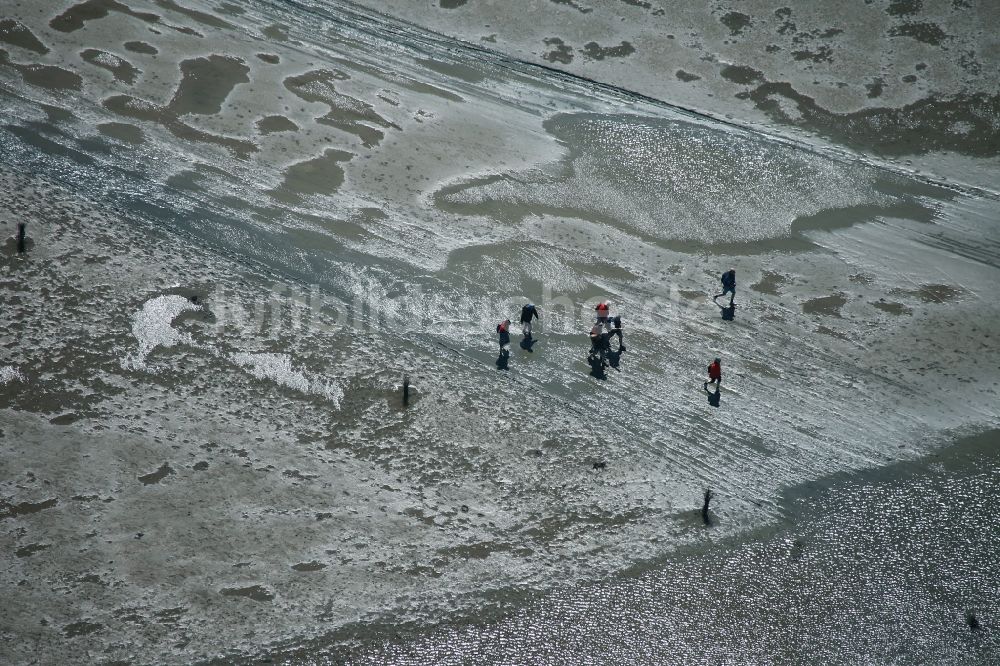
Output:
[
  {"xmin": 496, "ymin": 269, "xmax": 737, "ymax": 401},
  {"xmin": 496, "ymin": 302, "xmax": 540, "ymax": 358},
  {"xmin": 588, "ymin": 302, "xmax": 625, "ymax": 369}
]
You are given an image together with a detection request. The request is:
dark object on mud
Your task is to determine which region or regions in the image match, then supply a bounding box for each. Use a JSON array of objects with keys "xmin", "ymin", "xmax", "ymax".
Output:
[
  {"xmin": 720, "ymin": 303, "xmax": 735, "ymax": 321},
  {"xmin": 593, "ymin": 461, "xmax": 606, "ymax": 470},
  {"xmin": 702, "ymin": 489, "xmax": 714, "ymax": 525},
  {"xmin": 16, "ymin": 222, "xmax": 26, "ymax": 254},
  {"xmin": 402, "ymin": 374, "xmax": 410, "ymax": 406},
  {"xmin": 967, "ymin": 611, "xmax": 980, "ymax": 631},
  {"xmin": 189, "ymin": 294, "xmax": 199, "ymax": 304},
  {"xmin": 460, "ymin": 505, "xmax": 470, "ymax": 513}
]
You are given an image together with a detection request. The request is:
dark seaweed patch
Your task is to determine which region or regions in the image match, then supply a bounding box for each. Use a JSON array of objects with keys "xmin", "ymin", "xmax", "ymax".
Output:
[
  {"xmin": 720, "ymin": 64, "xmax": 764, "ymax": 85},
  {"xmin": 221, "ymin": 585, "xmax": 274, "ymax": 602},
  {"xmin": 138, "ymin": 462, "xmax": 175, "ymax": 485},
  {"xmin": 579, "ymin": 41, "xmax": 635, "ymax": 60},
  {"xmin": 889, "ymin": 22, "xmax": 948, "ymax": 45},
  {"xmin": 0, "ymin": 497, "xmax": 58, "ymax": 520},
  {"xmin": 124, "ymin": 40, "xmax": 157, "ymax": 55},
  {"xmin": 542, "ymin": 37, "xmax": 574, "ymax": 64},
  {"xmin": 746, "ymin": 81, "xmax": 1000, "ymax": 157},
  {"xmin": 720, "ymin": 11, "xmax": 751, "ymax": 36},
  {"xmin": 0, "ymin": 19, "xmax": 49, "ymax": 54},
  {"xmin": 50, "ymin": 0, "xmax": 159, "ymax": 33}
]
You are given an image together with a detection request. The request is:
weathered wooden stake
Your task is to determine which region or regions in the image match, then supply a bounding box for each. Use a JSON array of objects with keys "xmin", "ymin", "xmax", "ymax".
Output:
[
  {"xmin": 16, "ymin": 223, "xmax": 26, "ymax": 254},
  {"xmin": 702, "ymin": 489, "xmax": 713, "ymax": 525},
  {"xmin": 402, "ymin": 374, "xmax": 410, "ymax": 407}
]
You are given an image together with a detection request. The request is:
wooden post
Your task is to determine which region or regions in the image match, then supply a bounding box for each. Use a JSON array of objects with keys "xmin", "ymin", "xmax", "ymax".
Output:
[
  {"xmin": 402, "ymin": 374, "xmax": 410, "ymax": 407},
  {"xmin": 16, "ymin": 223, "xmax": 26, "ymax": 254},
  {"xmin": 702, "ymin": 489, "xmax": 713, "ymax": 525}
]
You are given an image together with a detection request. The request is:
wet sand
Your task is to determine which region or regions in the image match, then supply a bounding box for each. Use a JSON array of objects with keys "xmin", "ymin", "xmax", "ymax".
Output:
[
  {"xmin": 264, "ymin": 428, "xmax": 1000, "ymax": 664},
  {"xmin": 352, "ymin": 0, "xmax": 1000, "ymax": 191},
  {"xmin": 1, "ymin": 0, "xmax": 999, "ymax": 663}
]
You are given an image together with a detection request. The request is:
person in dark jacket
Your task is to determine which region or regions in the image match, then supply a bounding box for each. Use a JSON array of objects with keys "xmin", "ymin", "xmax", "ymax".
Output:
[
  {"xmin": 610, "ymin": 315, "xmax": 626, "ymax": 352},
  {"xmin": 707, "ymin": 357, "xmax": 722, "ymax": 386},
  {"xmin": 497, "ymin": 319, "xmax": 511, "ymax": 353},
  {"xmin": 589, "ymin": 321, "xmax": 610, "ymax": 366},
  {"xmin": 714, "ymin": 269, "xmax": 736, "ymax": 306},
  {"xmin": 520, "ymin": 303, "xmax": 539, "ymax": 338}
]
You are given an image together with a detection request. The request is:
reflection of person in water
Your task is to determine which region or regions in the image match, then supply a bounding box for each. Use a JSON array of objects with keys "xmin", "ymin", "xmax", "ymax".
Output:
[
  {"xmin": 703, "ymin": 381, "xmax": 720, "ymax": 407},
  {"xmin": 719, "ymin": 302, "xmax": 735, "ymax": 321}
]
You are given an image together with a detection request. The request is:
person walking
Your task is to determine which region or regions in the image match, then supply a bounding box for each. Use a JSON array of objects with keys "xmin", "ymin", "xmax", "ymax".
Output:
[
  {"xmin": 497, "ymin": 319, "xmax": 511, "ymax": 353},
  {"xmin": 706, "ymin": 357, "xmax": 722, "ymax": 386},
  {"xmin": 610, "ymin": 315, "xmax": 625, "ymax": 352},
  {"xmin": 520, "ymin": 303, "xmax": 539, "ymax": 338},
  {"xmin": 589, "ymin": 321, "xmax": 610, "ymax": 366},
  {"xmin": 595, "ymin": 300, "xmax": 611, "ymax": 330},
  {"xmin": 714, "ymin": 269, "xmax": 736, "ymax": 306}
]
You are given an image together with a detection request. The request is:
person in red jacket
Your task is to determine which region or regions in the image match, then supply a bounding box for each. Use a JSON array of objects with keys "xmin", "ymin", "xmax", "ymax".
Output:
[
  {"xmin": 706, "ymin": 357, "xmax": 722, "ymax": 387},
  {"xmin": 497, "ymin": 319, "xmax": 511, "ymax": 353},
  {"xmin": 595, "ymin": 300, "xmax": 610, "ymax": 330}
]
